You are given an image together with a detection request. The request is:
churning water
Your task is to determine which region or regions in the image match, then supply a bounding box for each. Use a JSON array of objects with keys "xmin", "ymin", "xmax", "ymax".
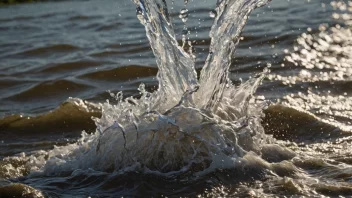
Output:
[{"xmin": 0, "ymin": 0, "xmax": 352, "ymax": 197}]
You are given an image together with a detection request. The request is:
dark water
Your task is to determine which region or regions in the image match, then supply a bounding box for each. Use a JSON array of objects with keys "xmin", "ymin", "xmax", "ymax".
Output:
[{"xmin": 1, "ymin": 0, "xmax": 352, "ymax": 197}]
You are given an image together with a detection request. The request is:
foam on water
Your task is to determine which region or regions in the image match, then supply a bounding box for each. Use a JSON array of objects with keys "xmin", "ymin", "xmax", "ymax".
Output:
[{"xmin": 19, "ymin": 0, "xmax": 277, "ymax": 177}]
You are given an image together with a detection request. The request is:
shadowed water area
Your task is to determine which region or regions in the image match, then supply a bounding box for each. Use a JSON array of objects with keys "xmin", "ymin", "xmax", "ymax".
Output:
[{"xmin": 1, "ymin": 0, "xmax": 352, "ymax": 197}]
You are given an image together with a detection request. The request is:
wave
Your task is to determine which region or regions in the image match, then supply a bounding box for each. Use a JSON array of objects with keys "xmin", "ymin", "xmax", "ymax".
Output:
[
  {"xmin": 89, "ymin": 45, "xmax": 151, "ymax": 57},
  {"xmin": 1, "ymin": 99, "xmax": 349, "ymax": 146},
  {"xmin": 4, "ymin": 80, "xmax": 92, "ymax": 102},
  {"xmin": 39, "ymin": 60, "xmax": 107, "ymax": 73},
  {"xmin": 0, "ymin": 98, "xmax": 100, "ymax": 136},
  {"xmin": 17, "ymin": 44, "xmax": 80, "ymax": 56},
  {"xmin": 67, "ymin": 15, "xmax": 102, "ymax": 21},
  {"xmin": 79, "ymin": 65, "xmax": 157, "ymax": 82},
  {"xmin": 0, "ymin": 183, "xmax": 44, "ymax": 198},
  {"xmin": 263, "ymin": 104, "xmax": 351, "ymax": 142},
  {"xmin": 0, "ymin": 78, "xmax": 30, "ymax": 89}
]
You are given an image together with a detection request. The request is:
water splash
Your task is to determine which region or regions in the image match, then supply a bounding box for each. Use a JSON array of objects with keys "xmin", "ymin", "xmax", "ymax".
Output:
[
  {"xmin": 209, "ymin": 10, "xmax": 217, "ymax": 18},
  {"xmin": 179, "ymin": 8, "xmax": 189, "ymax": 23},
  {"xmin": 24, "ymin": 0, "xmax": 273, "ymax": 177},
  {"xmin": 196, "ymin": 0, "xmax": 271, "ymax": 111}
]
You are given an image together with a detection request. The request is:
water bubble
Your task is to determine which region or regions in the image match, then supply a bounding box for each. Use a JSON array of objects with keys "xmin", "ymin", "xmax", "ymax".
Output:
[{"xmin": 209, "ymin": 10, "xmax": 217, "ymax": 18}]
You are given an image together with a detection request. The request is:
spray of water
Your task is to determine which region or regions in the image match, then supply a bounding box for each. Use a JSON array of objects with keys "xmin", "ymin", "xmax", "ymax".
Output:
[{"xmin": 25, "ymin": 0, "xmax": 274, "ymax": 177}]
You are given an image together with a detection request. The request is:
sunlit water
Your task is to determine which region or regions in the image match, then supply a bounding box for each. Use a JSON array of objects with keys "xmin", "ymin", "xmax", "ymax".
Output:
[{"xmin": 0, "ymin": 0, "xmax": 352, "ymax": 197}]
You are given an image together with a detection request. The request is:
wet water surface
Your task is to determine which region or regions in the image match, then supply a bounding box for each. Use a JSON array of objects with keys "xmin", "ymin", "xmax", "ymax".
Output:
[{"xmin": 0, "ymin": 0, "xmax": 352, "ymax": 197}]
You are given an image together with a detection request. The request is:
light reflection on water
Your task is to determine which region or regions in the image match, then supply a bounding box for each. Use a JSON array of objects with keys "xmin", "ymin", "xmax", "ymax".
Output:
[{"xmin": 0, "ymin": 0, "xmax": 352, "ymax": 197}]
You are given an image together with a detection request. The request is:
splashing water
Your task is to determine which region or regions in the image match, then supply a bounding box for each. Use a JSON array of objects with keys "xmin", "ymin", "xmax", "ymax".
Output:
[{"xmin": 25, "ymin": 0, "xmax": 274, "ymax": 177}]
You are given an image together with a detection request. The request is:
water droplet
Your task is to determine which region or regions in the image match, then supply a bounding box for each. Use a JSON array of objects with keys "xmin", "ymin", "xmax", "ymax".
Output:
[
  {"xmin": 180, "ymin": 8, "xmax": 188, "ymax": 15},
  {"xmin": 179, "ymin": 8, "xmax": 189, "ymax": 23},
  {"xmin": 263, "ymin": 67, "xmax": 269, "ymax": 73},
  {"xmin": 209, "ymin": 10, "xmax": 217, "ymax": 18},
  {"xmin": 136, "ymin": 6, "xmax": 145, "ymax": 24}
]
